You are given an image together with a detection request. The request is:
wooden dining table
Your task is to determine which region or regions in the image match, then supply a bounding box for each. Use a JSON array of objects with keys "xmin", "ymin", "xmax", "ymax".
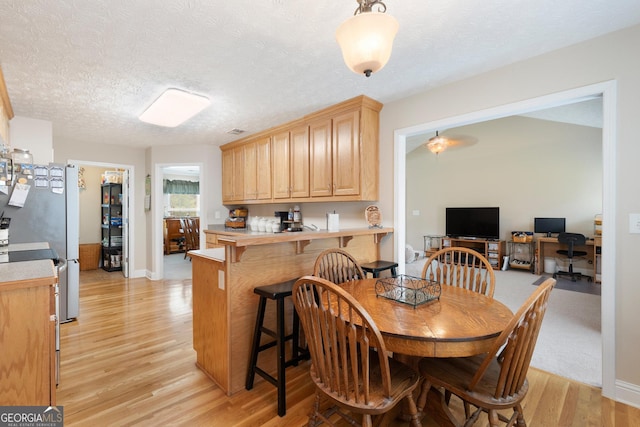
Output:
[
  {"xmin": 341, "ymin": 278, "xmax": 513, "ymax": 358},
  {"xmin": 339, "ymin": 278, "xmax": 514, "ymax": 427}
]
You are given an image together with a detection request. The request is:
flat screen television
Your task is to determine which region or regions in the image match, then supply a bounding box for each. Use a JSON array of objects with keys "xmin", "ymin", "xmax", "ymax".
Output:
[
  {"xmin": 534, "ymin": 217, "xmax": 566, "ymax": 237},
  {"xmin": 445, "ymin": 207, "xmax": 500, "ymax": 240}
]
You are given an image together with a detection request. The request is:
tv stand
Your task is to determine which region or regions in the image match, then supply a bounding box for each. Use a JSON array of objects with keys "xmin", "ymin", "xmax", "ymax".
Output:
[{"xmin": 442, "ymin": 237, "xmax": 505, "ymax": 270}]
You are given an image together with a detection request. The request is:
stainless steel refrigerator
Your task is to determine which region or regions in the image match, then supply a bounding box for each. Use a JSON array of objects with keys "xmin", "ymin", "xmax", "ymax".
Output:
[{"xmin": 0, "ymin": 163, "xmax": 79, "ymax": 323}]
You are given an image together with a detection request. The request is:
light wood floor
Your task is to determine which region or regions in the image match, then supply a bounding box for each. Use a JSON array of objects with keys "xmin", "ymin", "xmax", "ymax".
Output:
[{"xmin": 57, "ymin": 270, "xmax": 640, "ymax": 426}]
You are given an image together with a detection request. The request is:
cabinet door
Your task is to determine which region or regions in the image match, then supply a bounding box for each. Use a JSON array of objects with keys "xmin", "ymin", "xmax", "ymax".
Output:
[
  {"xmin": 221, "ymin": 149, "xmax": 234, "ymax": 202},
  {"xmin": 0, "ymin": 283, "xmax": 55, "ymax": 405},
  {"xmin": 290, "ymin": 125, "xmax": 309, "ymax": 198},
  {"xmin": 243, "ymin": 141, "xmax": 257, "ymax": 200},
  {"xmin": 272, "ymin": 130, "xmax": 291, "ymax": 199},
  {"xmin": 255, "ymin": 136, "xmax": 272, "ymax": 200},
  {"xmin": 309, "ymin": 119, "xmax": 332, "ymax": 197},
  {"xmin": 332, "ymin": 110, "xmax": 360, "ymax": 196},
  {"xmin": 242, "ymin": 137, "xmax": 271, "ymax": 201},
  {"xmin": 221, "ymin": 147, "xmax": 243, "ymax": 203}
]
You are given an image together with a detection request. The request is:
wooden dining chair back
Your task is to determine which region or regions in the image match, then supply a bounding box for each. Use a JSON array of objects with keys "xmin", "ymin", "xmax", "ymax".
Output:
[
  {"xmin": 292, "ymin": 276, "xmax": 421, "ymax": 427},
  {"xmin": 313, "ymin": 248, "xmax": 365, "ymax": 284},
  {"xmin": 416, "ymin": 278, "xmax": 556, "ymax": 427},
  {"xmin": 180, "ymin": 218, "xmax": 200, "ymax": 259},
  {"xmin": 421, "ymin": 246, "xmax": 496, "ymax": 298}
]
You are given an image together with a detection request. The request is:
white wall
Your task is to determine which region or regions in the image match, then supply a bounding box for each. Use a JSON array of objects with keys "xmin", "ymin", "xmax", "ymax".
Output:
[
  {"xmin": 9, "ymin": 116, "xmax": 53, "ymax": 164},
  {"xmin": 378, "ymin": 24, "xmax": 640, "ymax": 403}
]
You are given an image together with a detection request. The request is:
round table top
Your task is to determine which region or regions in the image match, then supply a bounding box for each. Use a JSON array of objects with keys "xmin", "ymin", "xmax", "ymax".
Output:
[{"xmin": 340, "ymin": 278, "xmax": 513, "ymax": 357}]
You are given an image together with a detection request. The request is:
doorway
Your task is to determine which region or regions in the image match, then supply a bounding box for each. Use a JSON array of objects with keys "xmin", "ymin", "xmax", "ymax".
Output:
[
  {"xmin": 393, "ymin": 81, "xmax": 616, "ymax": 397},
  {"xmin": 158, "ymin": 164, "xmax": 202, "ymax": 280},
  {"xmin": 68, "ymin": 159, "xmax": 134, "ymax": 278}
]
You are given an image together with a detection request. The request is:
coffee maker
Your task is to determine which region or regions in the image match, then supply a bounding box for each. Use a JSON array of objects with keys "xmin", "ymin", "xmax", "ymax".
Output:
[
  {"xmin": 274, "ymin": 211, "xmax": 289, "ymax": 232},
  {"xmin": 274, "ymin": 210, "xmax": 303, "ymax": 232}
]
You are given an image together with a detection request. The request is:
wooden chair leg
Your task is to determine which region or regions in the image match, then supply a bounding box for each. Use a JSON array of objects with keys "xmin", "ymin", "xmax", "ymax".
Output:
[
  {"xmin": 416, "ymin": 376, "xmax": 434, "ymax": 414},
  {"xmin": 488, "ymin": 409, "xmax": 500, "ymax": 427},
  {"xmin": 403, "ymin": 395, "xmax": 422, "ymax": 427}
]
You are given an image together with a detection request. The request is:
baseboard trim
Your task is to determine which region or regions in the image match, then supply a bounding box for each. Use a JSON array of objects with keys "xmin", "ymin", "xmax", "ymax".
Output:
[
  {"xmin": 145, "ymin": 269, "xmax": 161, "ymax": 280},
  {"xmin": 616, "ymin": 379, "xmax": 640, "ymax": 409}
]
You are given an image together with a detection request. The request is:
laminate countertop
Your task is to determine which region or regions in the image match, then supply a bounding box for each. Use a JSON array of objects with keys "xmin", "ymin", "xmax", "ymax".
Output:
[
  {"xmin": 0, "ymin": 242, "xmax": 57, "ymax": 286},
  {"xmin": 204, "ymin": 224, "xmax": 393, "ymax": 247}
]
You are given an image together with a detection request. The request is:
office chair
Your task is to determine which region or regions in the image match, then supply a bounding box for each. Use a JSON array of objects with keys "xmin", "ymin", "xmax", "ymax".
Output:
[{"xmin": 554, "ymin": 232, "xmax": 591, "ymax": 282}]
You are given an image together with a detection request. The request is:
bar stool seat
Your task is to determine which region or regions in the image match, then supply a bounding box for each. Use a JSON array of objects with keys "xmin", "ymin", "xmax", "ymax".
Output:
[
  {"xmin": 360, "ymin": 260, "xmax": 398, "ymax": 278},
  {"xmin": 245, "ymin": 279, "xmax": 309, "ymax": 417}
]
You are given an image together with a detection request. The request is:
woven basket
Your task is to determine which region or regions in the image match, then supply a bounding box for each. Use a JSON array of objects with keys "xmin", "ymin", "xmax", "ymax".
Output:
[{"xmin": 512, "ymin": 232, "xmax": 533, "ymax": 243}]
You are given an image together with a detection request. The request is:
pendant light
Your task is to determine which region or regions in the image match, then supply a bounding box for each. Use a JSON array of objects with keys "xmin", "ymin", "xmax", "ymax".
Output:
[{"xmin": 336, "ymin": 0, "xmax": 399, "ymax": 77}]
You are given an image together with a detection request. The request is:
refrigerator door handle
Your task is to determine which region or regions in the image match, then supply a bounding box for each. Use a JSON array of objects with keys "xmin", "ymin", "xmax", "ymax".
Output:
[{"xmin": 57, "ymin": 258, "xmax": 67, "ymax": 273}]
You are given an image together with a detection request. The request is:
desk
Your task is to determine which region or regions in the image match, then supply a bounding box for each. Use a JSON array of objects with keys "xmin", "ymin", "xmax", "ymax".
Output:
[
  {"xmin": 340, "ymin": 279, "xmax": 513, "ymax": 358},
  {"xmin": 535, "ymin": 237, "xmax": 598, "ymax": 277},
  {"xmin": 163, "ymin": 218, "xmax": 185, "ymax": 254}
]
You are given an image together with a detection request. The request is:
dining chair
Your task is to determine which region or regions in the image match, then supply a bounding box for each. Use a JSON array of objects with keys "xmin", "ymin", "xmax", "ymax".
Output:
[
  {"xmin": 180, "ymin": 217, "xmax": 200, "ymax": 259},
  {"xmin": 416, "ymin": 278, "xmax": 556, "ymax": 427},
  {"xmin": 421, "ymin": 247, "xmax": 496, "ymax": 298},
  {"xmin": 292, "ymin": 276, "xmax": 422, "ymax": 427},
  {"xmin": 313, "ymin": 248, "xmax": 366, "ymax": 284}
]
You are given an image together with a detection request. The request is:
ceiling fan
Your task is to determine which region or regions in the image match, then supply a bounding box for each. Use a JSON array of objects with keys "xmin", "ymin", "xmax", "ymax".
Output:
[{"xmin": 425, "ymin": 131, "xmax": 478, "ymax": 155}]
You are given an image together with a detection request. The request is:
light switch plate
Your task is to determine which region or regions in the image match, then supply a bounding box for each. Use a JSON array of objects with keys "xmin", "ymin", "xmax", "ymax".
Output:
[
  {"xmin": 412, "ymin": 210, "xmax": 420, "ymax": 216},
  {"xmin": 629, "ymin": 213, "xmax": 640, "ymax": 234}
]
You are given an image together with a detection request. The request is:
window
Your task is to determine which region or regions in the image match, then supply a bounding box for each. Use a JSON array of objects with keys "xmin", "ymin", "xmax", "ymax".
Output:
[
  {"xmin": 164, "ymin": 193, "xmax": 199, "ymax": 217},
  {"xmin": 163, "ymin": 179, "xmax": 200, "ymax": 217}
]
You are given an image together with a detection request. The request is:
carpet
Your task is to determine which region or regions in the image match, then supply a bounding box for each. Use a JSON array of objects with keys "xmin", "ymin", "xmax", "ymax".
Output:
[
  {"xmin": 403, "ymin": 260, "xmax": 602, "ymax": 387},
  {"xmin": 533, "ymin": 274, "xmax": 601, "ymax": 296}
]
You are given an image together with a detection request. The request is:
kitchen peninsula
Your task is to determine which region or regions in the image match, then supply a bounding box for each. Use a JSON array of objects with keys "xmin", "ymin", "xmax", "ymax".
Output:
[{"xmin": 191, "ymin": 225, "xmax": 393, "ymax": 395}]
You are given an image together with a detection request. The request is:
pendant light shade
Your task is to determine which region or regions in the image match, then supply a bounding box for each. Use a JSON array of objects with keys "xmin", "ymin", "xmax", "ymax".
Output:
[{"xmin": 336, "ymin": 2, "xmax": 399, "ymax": 77}]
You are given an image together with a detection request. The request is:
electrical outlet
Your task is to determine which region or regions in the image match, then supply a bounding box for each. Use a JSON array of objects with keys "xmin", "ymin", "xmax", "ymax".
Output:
[
  {"xmin": 412, "ymin": 210, "xmax": 420, "ymax": 216},
  {"xmin": 630, "ymin": 213, "xmax": 640, "ymax": 233}
]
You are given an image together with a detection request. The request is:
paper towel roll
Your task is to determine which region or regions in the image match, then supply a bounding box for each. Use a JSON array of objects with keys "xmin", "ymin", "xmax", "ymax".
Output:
[{"xmin": 326, "ymin": 213, "xmax": 339, "ymax": 231}]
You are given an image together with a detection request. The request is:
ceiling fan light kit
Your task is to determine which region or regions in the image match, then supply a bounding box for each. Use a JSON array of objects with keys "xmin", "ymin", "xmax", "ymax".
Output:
[
  {"xmin": 336, "ymin": 0, "xmax": 398, "ymax": 77},
  {"xmin": 426, "ymin": 131, "xmax": 447, "ymax": 155}
]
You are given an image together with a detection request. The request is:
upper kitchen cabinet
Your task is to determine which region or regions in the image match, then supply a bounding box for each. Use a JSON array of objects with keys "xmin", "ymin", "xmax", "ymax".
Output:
[
  {"xmin": 307, "ymin": 96, "xmax": 381, "ymax": 201},
  {"xmin": 0, "ymin": 66, "xmax": 14, "ymax": 146},
  {"xmin": 220, "ymin": 95, "xmax": 382, "ymax": 205},
  {"xmin": 242, "ymin": 135, "xmax": 271, "ymax": 201},
  {"xmin": 272, "ymin": 122, "xmax": 309, "ymax": 200},
  {"xmin": 309, "ymin": 109, "xmax": 362, "ymax": 198},
  {"xmin": 221, "ymin": 146, "xmax": 244, "ymax": 203}
]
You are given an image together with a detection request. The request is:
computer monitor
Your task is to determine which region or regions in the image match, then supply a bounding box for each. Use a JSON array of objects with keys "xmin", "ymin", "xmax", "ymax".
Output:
[{"xmin": 534, "ymin": 217, "xmax": 566, "ymax": 237}]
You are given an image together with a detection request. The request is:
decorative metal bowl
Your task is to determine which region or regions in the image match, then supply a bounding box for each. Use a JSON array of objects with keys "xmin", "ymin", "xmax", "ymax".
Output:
[{"xmin": 375, "ymin": 274, "xmax": 441, "ymax": 308}]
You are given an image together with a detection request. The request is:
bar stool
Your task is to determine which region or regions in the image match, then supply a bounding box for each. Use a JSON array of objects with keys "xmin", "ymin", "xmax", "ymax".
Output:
[
  {"xmin": 360, "ymin": 260, "xmax": 399, "ymax": 278},
  {"xmin": 245, "ymin": 279, "xmax": 309, "ymax": 417}
]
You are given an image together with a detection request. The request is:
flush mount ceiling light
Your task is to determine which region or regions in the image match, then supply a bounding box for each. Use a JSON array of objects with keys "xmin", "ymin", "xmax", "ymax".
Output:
[
  {"xmin": 139, "ymin": 88, "xmax": 211, "ymax": 127},
  {"xmin": 426, "ymin": 131, "xmax": 447, "ymax": 155},
  {"xmin": 336, "ymin": 0, "xmax": 399, "ymax": 77}
]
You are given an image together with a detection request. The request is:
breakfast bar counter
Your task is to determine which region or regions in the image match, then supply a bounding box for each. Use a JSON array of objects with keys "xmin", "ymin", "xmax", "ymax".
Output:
[{"xmin": 192, "ymin": 226, "xmax": 393, "ymax": 395}]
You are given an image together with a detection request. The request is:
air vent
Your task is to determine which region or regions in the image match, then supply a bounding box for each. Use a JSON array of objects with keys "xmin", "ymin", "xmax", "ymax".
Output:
[{"xmin": 227, "ymin": 128, "xmax": 245, "ymax": 135}]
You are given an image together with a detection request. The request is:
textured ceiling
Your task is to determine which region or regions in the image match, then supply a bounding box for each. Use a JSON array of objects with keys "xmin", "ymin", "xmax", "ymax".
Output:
[{"xmin": 1, "ymin": 0, "xmax": 639, "ymax": 149}]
